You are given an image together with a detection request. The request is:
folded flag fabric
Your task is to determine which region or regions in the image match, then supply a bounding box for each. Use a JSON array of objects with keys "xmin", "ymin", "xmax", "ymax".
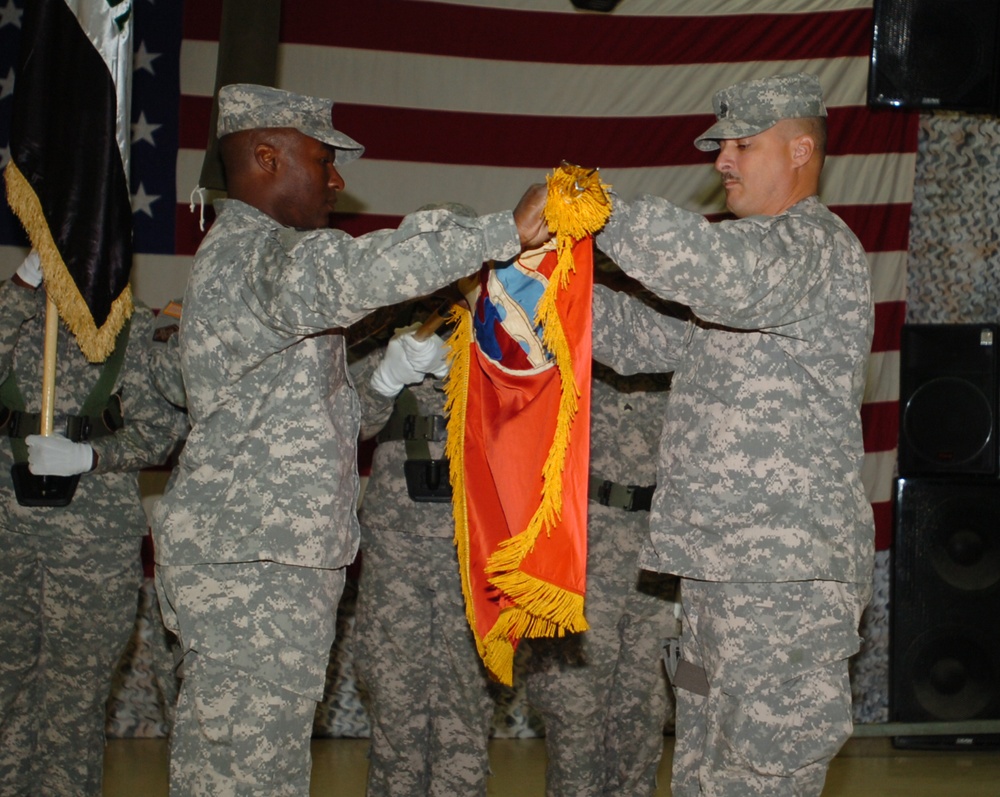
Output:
[{"xmin": 445, "ymin": 164, "xmax": 611, "ymax": 684}]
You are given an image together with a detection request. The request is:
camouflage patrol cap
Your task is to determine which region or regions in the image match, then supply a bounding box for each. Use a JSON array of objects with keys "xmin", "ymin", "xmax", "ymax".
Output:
[
  {"xmin": 694, "ymin": 73, "xmax": 827, "ymax": 152},
  {"xmin": 216, "ymin": 83, "xmax": 364, "ymax": 165}
]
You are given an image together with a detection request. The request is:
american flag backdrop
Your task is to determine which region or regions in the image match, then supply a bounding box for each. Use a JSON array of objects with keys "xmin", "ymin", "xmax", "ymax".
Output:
[{"xmin": 0, "ymin": 0, "xmax": 918, "ymax": 551}]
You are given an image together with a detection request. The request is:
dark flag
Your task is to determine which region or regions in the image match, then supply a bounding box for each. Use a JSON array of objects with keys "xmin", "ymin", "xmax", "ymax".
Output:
[{"xmin": 4, "ymin": 0, "xmax": 134, "ymax": 362}]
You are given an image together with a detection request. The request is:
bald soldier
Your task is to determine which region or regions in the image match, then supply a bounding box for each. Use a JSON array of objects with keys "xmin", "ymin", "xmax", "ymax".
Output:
[
  {"xmin": 591, "ymin": 73, "xmax": 875, "ymax": 797},
  {"xmin": 150, "ymin": 83, "xmax": 549, "ymax": 796}
]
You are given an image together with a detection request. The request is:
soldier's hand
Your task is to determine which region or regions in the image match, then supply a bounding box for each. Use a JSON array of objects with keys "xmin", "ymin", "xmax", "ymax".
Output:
[
  {"xmin": 26, "ymin": 434, "xmax": 96, "ymax": 476},
  {"xmin": 400, "ymin": 331, "xmax": 449, "ymax": 379},
  {"xmin": 371, "ymin": 333, "xmax": 425, "ymax": 397},
  {"xmin": 13, "ymin": 250, "xmax": 43, "ymax": 289},
  {"xmin": 513, "ymin": 183, "xmax": 552, "ymax": 251}
]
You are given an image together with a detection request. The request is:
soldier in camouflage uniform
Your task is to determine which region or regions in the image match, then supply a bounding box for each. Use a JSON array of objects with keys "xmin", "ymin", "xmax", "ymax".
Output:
[
  {"xmin": 0, "ymin": 252, "xmax": 188, "ymax": 796},
  {"xmin": 522, "ymin": 362, "xmax": 678, "ymax": 797},
  {"xmin": 591, "ymin": 73, "xmax": 875, "ymax": 797},
  {"xmin": 150, "ymin": 83, "xmax": 549, "ymax": 796},
  {"xmin": 351, "ymin": 303, "xmax": 498, "ymax": 797}
]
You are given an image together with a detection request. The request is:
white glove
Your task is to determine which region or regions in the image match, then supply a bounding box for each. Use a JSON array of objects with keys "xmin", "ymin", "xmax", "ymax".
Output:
[
  {"xmin": 15, "ymin": 250, "xmax": 43, "ymax": 288},
  {"xmin": 399, "ymin": 331, "xmax": 449, "ymax": 379},
  {"xmin": 370, "ymin": 335, "xmax": 425, "ymax": 397},
  {"xmin": 26, "ymin": 434, "xmax": 95, "ymax": 476}
]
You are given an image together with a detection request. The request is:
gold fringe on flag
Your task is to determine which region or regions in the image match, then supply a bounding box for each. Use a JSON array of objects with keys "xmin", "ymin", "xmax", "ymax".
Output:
[
  {"xmin": 5, "ymin": 162, "xmax": 133, "ymax": 363},
  {"xmin": 443, "ymin": 304, "xmax": 481, "ymax": 655},
  {"xmin": 446, "ymin": 163, "xmax": 612, "ymax": 684}
]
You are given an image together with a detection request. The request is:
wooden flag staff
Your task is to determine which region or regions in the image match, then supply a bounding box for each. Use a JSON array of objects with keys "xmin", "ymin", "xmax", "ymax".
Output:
[
  {"xmin": 411, "ymin": 275, "xmax": 483, "ymax": 343},
  {"xmin": 40, "ymin": 295, "xmax": 59, "ymax": 436},
  {"xmin": 10, "ymin": 294, "xmax": 80, "ymax": 507},
  {"xmin": 413, "ymin": 310, "xmax": 448, "ymax": 342}
]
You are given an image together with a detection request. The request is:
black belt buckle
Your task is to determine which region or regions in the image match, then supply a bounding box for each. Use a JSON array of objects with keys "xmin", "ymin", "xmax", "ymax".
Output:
[
  {"xmin": 403, "ymin": 458, "xmax": 452, "ymax": 503},
  {"xmin": 596, "ymin": 479, "xmax": 613, "ymax": 506},
  {"xmin": 11, "ymin": 462, "xmax": 80, "ymax": 507},
  {"xmin": 627, "ymin": 484, "xmax": 654, "ymax": 512}
]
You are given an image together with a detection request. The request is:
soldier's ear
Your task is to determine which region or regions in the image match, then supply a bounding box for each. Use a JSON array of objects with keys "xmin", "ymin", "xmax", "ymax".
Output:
[
  {"xmin": 254, "ymin": 141, "xmax": 279, "ymax": 175},
  {"xmin": 790, "ymin": 133, "xmax": 815, "ymax": 167}
]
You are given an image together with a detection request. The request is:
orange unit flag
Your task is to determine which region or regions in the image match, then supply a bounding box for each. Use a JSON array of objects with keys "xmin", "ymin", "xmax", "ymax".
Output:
[{"xmin": 445, "ymin": 164, "xmax": 611, "ymax": 684}]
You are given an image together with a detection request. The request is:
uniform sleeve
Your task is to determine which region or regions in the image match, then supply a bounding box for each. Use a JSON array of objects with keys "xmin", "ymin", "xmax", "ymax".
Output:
[
  {"xmin": 0, "ymin": 280, "xmax": 40, "ymax": 383},
  {"xmin": 597, "ymin": 195, "xmax": 830, "ymax": 329},
  {"xmin": 351, "ymin": 349, "xmax": 397, "ymax": 442},
  {"xmin": 90, "ymin": 309, "xmax": 190, "ymax": 473},
  {"xmin": 247, "ymin": 208, "xmax": 521, "ymax": 336},
  {"xmin": 149, "ymin": 332, "xmax": 188, "ymax": 411},
  {"xmin": 592, "ymin": 284, "xmax": 689, "ymax": 375}
]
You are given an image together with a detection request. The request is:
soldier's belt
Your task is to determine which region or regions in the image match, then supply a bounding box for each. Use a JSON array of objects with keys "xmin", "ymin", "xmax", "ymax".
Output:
[
  {"xmin": 376, "ymin": 412, "xmax": 447, "ymax": 444},
  {"xmin": 589, "ymin": 476, "xmax": 655, "ymax": 512},
  {"xmin": 0, "ymin": 402, "xmax": 122, "ymax": 442}
]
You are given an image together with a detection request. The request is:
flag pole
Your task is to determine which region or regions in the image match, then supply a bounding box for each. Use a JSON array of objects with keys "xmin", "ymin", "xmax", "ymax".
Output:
[
  {"xmin": 413, "ymin": 311, "xmax": 448, "ymax": 342},
  {"xmin": 8, "ymin": 291, "xmax": 78, "ymax": 508},
  {"xmin": 39, "ymin": 295, "xmax": 59, "ymax": 436},
  {"xmin": 412, "ymin": 278, "xmax": 482, "ymax": 342}
]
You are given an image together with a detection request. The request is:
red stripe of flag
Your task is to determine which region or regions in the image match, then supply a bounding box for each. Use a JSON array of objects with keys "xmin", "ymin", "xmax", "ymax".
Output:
[
  {"xmin": 873, "ymin": 301, "xmax": 906, "ymax": 353},
  {"xmin": 872, "ymin": 500, "xmax": 893, "ymax": 551},
  {"xmin": 862, "ymin": 400, "xmax": 899, "ymax": 453},
  {"xmin": 182, "ymin": 0, "xmax": 221, "ymax": 39},
  {"xmin": 284, "ymin": 3, "xmax": 874, "ymax": 66},
  {"xmin": 835, "ymin": 204, "xmax": 911, "ymax": 254},
  {"xmin": 330, "ymin": 105, "xmax": 917, "ymax": 168}
]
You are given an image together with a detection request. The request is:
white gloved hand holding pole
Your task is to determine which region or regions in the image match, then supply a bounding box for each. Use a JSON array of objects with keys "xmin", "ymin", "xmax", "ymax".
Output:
[
  {"xmin": 399, "ymin": 330, "xmax": 449, "ymax": 379},
  {"xmin": 26, "ymin": 434, "xmax": 95, "ymax": 476},
  {"xmin": 370, "ymin": 334, "xmax": 426, "ymax": 397},
  {"xmin": 14, "ymin": 250, "xmax": 43, "ymax": 288}
]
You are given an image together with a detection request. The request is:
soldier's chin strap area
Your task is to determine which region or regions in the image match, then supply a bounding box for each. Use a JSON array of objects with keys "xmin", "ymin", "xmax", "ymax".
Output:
[{"xmin": 0, "ymin": 318, "xmax": 130, "ymax": 507}]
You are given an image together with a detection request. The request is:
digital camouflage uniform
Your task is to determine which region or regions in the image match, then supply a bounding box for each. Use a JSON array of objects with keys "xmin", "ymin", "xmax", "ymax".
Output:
[
  {"xmin": 0, "ymin": 279, "xmax": 188, "ymax": 797},
  {"xmin": 351, "ymin": 342, "xmax": 497, "ymax": 797},
  {"xmin": 593, "ymin": 177, "xmax": 875, "ymax": 796},
  {"xmin": 523, "ymin": 362, "xmax": 678, "ymax": 797},
  {"xmin": 150, "ymin": 102, "xmax": 523, "ymax": 792}
]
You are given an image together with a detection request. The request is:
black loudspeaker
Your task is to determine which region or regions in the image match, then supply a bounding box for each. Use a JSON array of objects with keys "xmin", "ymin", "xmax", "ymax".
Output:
[
  {"xmin": 891, "ymin": 478, "xmax": 1000, "ymax": 749},
  {"xmin": 898, "ymin": 324, "xmax": 998, "ymax": 478},
  {"xmin": 868, "ymin": 0, "xmax": 1000, "ymax": 113},
  {"xmin": 570, "ymin": 0, "xmax": 621, "ymax": 10}
]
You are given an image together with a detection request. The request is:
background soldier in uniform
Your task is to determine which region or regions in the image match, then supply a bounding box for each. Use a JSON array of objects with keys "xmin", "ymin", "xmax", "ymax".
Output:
[
  {"xmin": 522, "ymin": 360, "xmax": 678, "ymax": 797},
  {"xmin": 591, "ymin": 73, "xmax": 875, "ymax": 797},
  {"xmin": 352, "ymin": 293, "xmax": 499, "ymax": 797},
  {"xmin": 0, "ymin": 251, "xmax": 188, "ymax": 796},
  {"xmin": 150, "ymin": 84, "xmax": 549, "ymax": 796}
]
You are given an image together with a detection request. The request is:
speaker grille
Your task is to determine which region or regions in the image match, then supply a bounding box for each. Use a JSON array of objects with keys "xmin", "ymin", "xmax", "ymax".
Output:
[
  {"xmin": 898, "ymin": 324, "xmax": 999, "ymax": 477},
  {"xmin": 869, "ymin": 0, "xmax": 1000, "ymax": 112},
  {"xmin": 902, "ymin": 377, "xmax": 994, "ymax": 470},
  {"xmin": 891, "ymin": 478, "xmax": 1000, "ymax": 727}
]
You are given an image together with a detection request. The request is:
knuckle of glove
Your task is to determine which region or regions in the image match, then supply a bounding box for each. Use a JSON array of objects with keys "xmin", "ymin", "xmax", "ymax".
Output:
[{"xmin": 399, "ymin": 333, "xmax": 443, "ymax": 372}]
